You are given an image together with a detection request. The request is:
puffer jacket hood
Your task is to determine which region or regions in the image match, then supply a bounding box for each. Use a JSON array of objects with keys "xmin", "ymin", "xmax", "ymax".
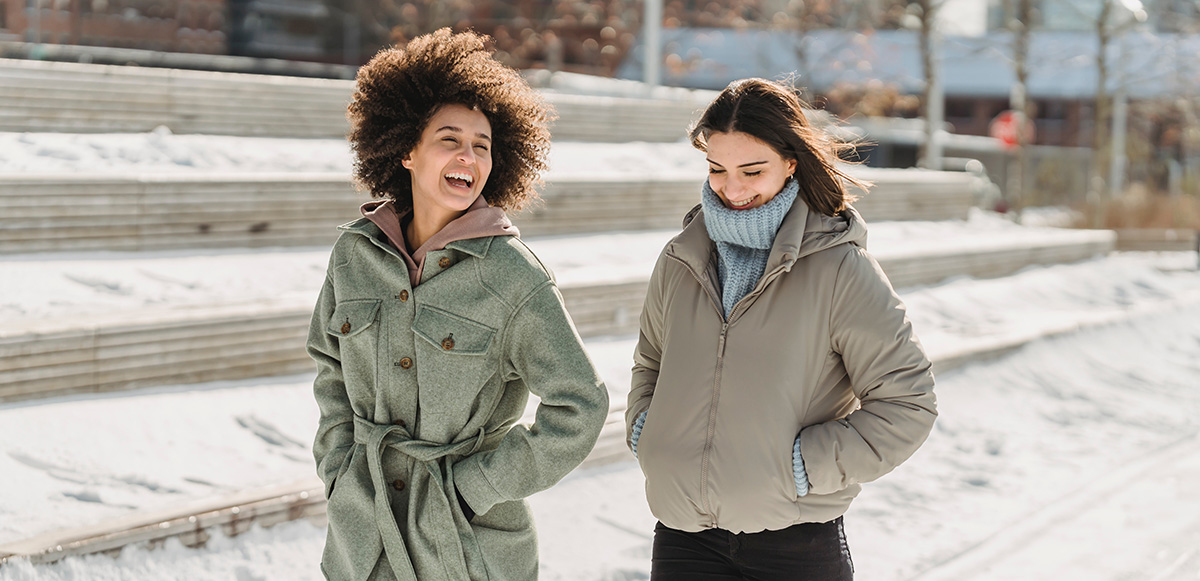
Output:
[
  {"xmin": 681, "ymin": 197, "xmax": 867, "ymax": 260},
  {"xmin": 669, "ymin": 200, "xmax": 870, "ymax": 324}
]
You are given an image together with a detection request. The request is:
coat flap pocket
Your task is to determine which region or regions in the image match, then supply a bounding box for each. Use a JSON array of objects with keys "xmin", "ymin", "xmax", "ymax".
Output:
[
  {"xmin": 327, "ymin": 299, "xmax": 382, "ymax": 338},
  {"xmin": 413, "ymin": 305, "xmax": 496, "ymax": 356}
]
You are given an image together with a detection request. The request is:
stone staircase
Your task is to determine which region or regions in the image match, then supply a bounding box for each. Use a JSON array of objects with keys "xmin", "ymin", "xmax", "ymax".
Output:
[{"xmin": 0, "ymin": 60, "xmax": 1117, "ymax": 403}]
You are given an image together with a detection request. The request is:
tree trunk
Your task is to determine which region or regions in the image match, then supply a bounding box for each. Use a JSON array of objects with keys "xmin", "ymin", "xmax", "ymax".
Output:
[
  {"xmin": 1011, "ymin": 0, "xmax": 1033, "ymax": 208},
  {"xmin": 1092, "ymin": 0, "xmax": 1113, "ymax": 199},
  {"xmin": 917, "ymin": 0, "xmax": 939, "ymax": 169}
]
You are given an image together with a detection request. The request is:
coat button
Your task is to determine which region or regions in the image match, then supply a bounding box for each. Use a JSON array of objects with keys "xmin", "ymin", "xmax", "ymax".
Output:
[
  {"xmin": 392, "ymin": 419, "xmax": 407, "ymax": 428},
  {"xmin": 398, "ymin": 357, "xmax": 413, "ymax": 369},
  {"xmin": 340, "ymin": 322, "xmax": 351, "ymax": 334},
  {"xmin": 438, "ymin": 257, "xmax": 451, "ymax": 268},
  {"xmin": 441, "ymin": 335, "xmax": 455, "ymax": 350},
  {"xmin": 393, "ymin": 479, "xmax": 406, "ymax": 492},
  {"xmin": 396, "ymin": 290, "xmax": 409, "ymax": 302}
]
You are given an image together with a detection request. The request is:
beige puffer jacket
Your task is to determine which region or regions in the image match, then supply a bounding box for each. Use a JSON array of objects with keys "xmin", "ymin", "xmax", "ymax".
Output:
[{"xmin": 626, "ymin": 198, "xmax": 937, "ymax": 534}]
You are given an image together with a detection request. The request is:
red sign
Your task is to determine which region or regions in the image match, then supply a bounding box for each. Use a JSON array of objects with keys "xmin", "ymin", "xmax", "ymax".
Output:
[{"xmin": 989, "ymin": 110, "xmax": 1035, "ymax": 149}]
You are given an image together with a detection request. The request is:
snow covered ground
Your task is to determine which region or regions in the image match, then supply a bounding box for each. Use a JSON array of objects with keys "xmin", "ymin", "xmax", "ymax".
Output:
[
  {"xmin": 3, "ymin": 293, "xmax": 1199, "ymax": 581},
  {"xmin": 0, "ymin": 130, "xmax": 706, "ymax": 180}
]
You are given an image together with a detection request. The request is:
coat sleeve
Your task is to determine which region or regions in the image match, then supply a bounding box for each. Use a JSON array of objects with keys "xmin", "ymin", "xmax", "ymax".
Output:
[
  {"xmin": 452, "ymin": 282, "xmax": 609, "ymax": 516},
  {"xmin": 307, "ymin": 274, "xmax": 356, "ymax": 499},
  {"xmin": 627, "ymin": 250, "xmax": 669, "ymax": 449},
  {"xmin": 798, "ymin": 246, "xmax": 938, "ymax": 495}
]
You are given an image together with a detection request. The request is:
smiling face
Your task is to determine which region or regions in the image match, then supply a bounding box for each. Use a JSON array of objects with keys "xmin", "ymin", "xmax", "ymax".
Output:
[
  {"xmin": 705, "ymin": 131, "xmax": 797, "ymax": 211},
  {"xmin": 402, "ymin": 103, "xmax": 494, "ymax": 226}
]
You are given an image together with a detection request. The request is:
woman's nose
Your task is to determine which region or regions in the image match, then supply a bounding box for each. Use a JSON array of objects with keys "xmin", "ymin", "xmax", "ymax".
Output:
[
  {"xmin": 724, "ymin": 176, "xmax": 744, "ymax": 198},
  {"xmin": 456, "ymin": 145, "xmax": 475, "ymax": 165}
]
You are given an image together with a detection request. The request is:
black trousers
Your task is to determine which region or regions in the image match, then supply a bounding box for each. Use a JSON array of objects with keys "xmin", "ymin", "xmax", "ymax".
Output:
[{"xmin": 650, "ymin": 518, "xmax": 854, "ymax": 581}]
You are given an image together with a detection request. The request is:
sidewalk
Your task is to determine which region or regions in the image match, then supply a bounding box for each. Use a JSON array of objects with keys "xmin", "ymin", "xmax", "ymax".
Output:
[{"xmin": 912, "ymin": 431, "xmax": 1200, "ymax": 580}]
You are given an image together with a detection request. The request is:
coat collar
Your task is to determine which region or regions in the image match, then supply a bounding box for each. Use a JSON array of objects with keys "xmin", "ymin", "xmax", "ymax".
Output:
[
  {"xmin": 337, "ymin": 218, "xmax": 499, "ymax": 259},
  {"xmin": 444, "ymin": 236, "xmax": 494, "ymax": 258}
]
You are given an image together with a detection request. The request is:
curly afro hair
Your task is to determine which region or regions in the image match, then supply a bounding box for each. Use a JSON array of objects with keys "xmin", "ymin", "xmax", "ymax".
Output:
[{"xmin": 347, "ymin": 28, "xmax": 555, "ymax": 212}]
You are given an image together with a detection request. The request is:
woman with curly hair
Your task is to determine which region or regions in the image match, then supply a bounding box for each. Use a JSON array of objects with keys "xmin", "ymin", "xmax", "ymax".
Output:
[
  {"xmin": 626, "ymin": 78, "xmax": 937, "ymax": 579},
  {"xmin": 307, "ymin": 28, "xmax": 609, "ymax": 581}
]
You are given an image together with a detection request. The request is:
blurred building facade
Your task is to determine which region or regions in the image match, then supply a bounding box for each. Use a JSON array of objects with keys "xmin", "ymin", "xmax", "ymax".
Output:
[
  {"xmin": 1, "ymin": 0, "xmax": 227, "ymax": 53},
  {"xmin": 2, "ymin": 0, "xmax": 1196, "ymax": 179},
  {"xmin": 0, "ymin": 0, "xmax": 646, "ymax": 72}
]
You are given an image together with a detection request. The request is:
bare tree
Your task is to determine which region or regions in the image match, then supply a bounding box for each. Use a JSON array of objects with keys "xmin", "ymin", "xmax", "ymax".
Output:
[
  {"xmin": 1092, "ymin": 0, "xmax": 1116, "ymax": 198},
  {"xmin": 1081, "ymin": 0, "xmax": 1147, "ymax": 199},
  {"xmin": 1008, "ymin": 0, "xmax": 1034, "ymax": 208},
  {"xmin": 915, "ymin": 0, "xmax": 942, "ymax": 169}
]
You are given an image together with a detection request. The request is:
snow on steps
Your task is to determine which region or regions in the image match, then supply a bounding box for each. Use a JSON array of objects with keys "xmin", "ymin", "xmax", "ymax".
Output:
[
  {"xmin": 1114, "ymin": 228, "xmax": 1200, "ymax": 253},
  {"xmin": 0, "ymin": 227, "xmax": 1115, "ymax": 403},
  {"xmin": 4, "ymin": 286, "xmax": 1197, "ymax": 567},
  {"xmin": 0, "ymin": 281, "xmax": 650, "ymax": 403},
  {"xmin": 0, "ymin": 169, "xmax": 981, "ymax": 254}
]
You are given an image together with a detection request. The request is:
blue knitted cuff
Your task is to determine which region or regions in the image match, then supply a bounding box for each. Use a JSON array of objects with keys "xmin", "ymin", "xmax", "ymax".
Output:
[
  {"xmin": 793, "ymin": 435, "xmax": 810, "ymax": 497},
  {"xmin": 631, "ymin": 411, "xmax": 647, "ymax": 458}
]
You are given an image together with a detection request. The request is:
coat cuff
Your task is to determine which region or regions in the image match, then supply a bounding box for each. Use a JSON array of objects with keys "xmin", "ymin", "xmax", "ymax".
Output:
[
  {"xmin": 630, "ymin": 411, "xmax": 648, "ymax": 458},
  {"xmin": 453, "ymin": 455, "xmax": 505, "ymax": 516},
  {"xmin": 793, "ymin": 435, "xmax": 810, "ymax": 497}
]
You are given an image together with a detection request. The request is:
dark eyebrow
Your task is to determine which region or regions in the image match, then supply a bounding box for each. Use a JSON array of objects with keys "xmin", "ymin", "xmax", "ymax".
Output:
[
  {"xmin": 706, "ymin": 158, "xmax": 768, "ymax": 168},
  {"xmin": 436, "ymin": 125, "xmax": 491, "ymax": 142}
]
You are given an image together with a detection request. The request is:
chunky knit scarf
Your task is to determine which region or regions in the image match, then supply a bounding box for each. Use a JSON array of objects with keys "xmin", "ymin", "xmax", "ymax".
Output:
[{"xmin": 701, "ymin": 177, "xmax": 799, "ymax": 317}]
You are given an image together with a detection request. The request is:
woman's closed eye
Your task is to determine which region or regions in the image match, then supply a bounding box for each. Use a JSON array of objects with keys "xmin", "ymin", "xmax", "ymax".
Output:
[
  {"xmin": 744, "ymin": 171, "xmax": 762, "ymax": 177},
  {"xmin": 708, "ymin": 167, "xmax": 725, "ymax": 174}
]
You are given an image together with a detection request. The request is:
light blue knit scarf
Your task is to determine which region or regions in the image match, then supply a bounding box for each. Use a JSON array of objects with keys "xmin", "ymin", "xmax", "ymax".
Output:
[{"xmin": 701, "ymin": 177, "xmax": 799, "ymax": 317}]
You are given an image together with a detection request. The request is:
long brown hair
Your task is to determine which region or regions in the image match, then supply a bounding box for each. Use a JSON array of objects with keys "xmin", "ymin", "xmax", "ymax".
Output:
[{"xmin": 689, "ymin": 78, "xmax": 867, "ymax": 217}]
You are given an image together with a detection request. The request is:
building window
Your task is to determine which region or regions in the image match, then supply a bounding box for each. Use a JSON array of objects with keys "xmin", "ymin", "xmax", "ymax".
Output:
[{"xmin": 0, "ymin": 3, "xmax": 7, "ymax": 29}]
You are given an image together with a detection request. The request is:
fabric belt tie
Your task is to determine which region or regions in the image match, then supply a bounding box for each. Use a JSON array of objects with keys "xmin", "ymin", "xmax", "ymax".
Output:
[{"xmin": 353, "ymin": 415, "xmax": 505, "ymax": 581}]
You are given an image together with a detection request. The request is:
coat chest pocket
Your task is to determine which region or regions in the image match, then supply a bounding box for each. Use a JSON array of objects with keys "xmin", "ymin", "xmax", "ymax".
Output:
[
  {"xmin": 411, "ymin": 305, "xmax": 498, "ymax": 423},
  {"xmin": 327, "ymin": 299, "xmax": 382, "ymax": 373},
  {"xmin": 412, "ymin": 305, "xmax": 496, "ymax": 356},
  {"xmin": 327, "ymin": 299, "xmax": 382, "ymax": 338}
]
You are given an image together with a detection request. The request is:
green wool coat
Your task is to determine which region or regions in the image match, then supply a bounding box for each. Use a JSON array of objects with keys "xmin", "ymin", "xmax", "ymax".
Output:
[{"xmin": 307, "ymin": 218, "xmax": 609, "ymax": 581}]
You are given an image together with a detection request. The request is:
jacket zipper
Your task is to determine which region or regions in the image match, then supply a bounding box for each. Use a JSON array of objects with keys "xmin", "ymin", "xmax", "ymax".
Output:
[
  {"xmin": 699, "ymin": 322, "xmax": 727, "ymax": 525},
  {"xmin": 728, "ymin": 263, "xmax": 792, "ymax": 321}
]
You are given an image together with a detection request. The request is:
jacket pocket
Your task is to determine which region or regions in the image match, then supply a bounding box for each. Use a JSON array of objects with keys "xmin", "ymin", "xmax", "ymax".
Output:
[
  {"xmin": 786, "ymin": 441, "xmax": 801, "ymax": 502},
  {"xmin": 411, "ymin": 305, "xmax": 499, "ymax": 428},
  {"xmin": 468, "ymin": 499, "xmax": 538, "ymax": 580},
  {"xmin": 329, "ymin": 445, "xmax": 356, "ymax": 497},
  {"xmin": 412, "ymin": 304, "xmax": 496, "ymax": 356},
  {"xmin": 326, "ymin": 299, "xmax": 382, "ymax": 338},
  {"xmin": 326, "ymin": 299, "xmax": 382, "ymax": 389}
]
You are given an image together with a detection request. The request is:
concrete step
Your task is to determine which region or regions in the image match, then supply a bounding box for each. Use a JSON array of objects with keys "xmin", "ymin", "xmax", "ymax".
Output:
[
  {"xmin": 0, "ymin": 227, "xmax": 1115, "ymax": 403},
  {"xmin": 1114, "ymin": 228, "xmax": 1200, "ymax": 253},
  {"xmin": 0, "ymin": 169, "xmax": 981, "ymax": 254},
  {"xmin": 0, "ymin": 58, "xmax": 703, "ymax": 141}
]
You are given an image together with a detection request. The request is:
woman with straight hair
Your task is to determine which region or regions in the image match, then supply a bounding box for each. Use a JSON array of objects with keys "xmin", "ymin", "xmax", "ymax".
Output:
[
  {"xmin": 626, "ymin": 77, "xmax": 938, "ymax": 580},
  {"xmin": 308, "ymin": 28, "xmax": 608, "ymax": 581}
]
